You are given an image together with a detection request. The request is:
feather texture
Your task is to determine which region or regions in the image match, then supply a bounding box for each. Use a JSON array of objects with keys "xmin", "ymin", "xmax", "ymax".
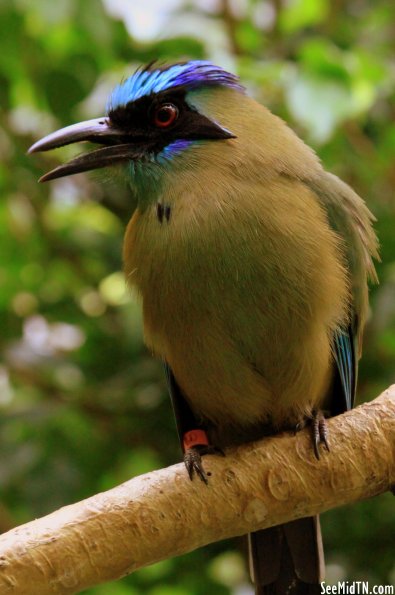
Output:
[{"xmin": 107, "ymin": 61, "xmax": 244, "ymax": 111}]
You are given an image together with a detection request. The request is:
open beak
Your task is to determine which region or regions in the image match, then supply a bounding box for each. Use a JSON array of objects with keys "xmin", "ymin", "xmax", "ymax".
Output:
[{"xmin": 28, "ymin": 117, "xmax": 147, "ymax": 182}]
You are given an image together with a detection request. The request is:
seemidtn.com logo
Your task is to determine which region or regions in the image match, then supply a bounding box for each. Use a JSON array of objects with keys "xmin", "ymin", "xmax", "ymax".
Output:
[{"xmin": 321, "ymin": 582, "xmax": 394, "ymax": 595}]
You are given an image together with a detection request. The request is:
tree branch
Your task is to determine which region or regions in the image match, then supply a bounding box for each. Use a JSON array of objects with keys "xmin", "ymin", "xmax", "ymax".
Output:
[{"xmin": 1, "ymin": 386, "xmax": 394, "ymax": 595}]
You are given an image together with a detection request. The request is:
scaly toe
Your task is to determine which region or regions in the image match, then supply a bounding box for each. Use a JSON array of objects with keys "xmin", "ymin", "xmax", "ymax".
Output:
[{"xmin": 311, "ymin": 410, "xmax": 330, "ymax": 460}]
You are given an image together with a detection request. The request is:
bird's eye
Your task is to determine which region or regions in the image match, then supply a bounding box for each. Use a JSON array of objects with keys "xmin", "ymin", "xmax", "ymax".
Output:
[{"xmin": 153, "ymin": 103, "xmax": 179, "ymax": 128}]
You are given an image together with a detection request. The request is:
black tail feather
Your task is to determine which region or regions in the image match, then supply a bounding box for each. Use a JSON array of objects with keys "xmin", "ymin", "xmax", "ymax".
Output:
[{"xmin": 249, "ymin": 516, "xmax": 324, "ymax": 594}]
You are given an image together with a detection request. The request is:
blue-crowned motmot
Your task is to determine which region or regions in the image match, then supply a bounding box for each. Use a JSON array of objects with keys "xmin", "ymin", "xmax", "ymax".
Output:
[{"xmin": 29, "ymin": 61, "xmax": 378, "ymax": 594}]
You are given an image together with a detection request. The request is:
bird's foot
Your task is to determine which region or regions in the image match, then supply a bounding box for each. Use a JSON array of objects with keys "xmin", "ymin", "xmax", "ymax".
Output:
[
  {"xmin": 311, "ymin": 410, "xmax": 330, "ymax": 460},
  {"xmin": 293, "ymin": 418, "xmax": 308, "ymax": 434},
  {"xmin": 184, "ymin": 444, "xmax": 225, "ymax": 485}
]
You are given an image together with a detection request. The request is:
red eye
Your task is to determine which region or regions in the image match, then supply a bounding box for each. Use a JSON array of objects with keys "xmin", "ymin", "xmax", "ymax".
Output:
[{"xmin": 153, "ymin": 103, "xmax": 179, "ymax": 128}]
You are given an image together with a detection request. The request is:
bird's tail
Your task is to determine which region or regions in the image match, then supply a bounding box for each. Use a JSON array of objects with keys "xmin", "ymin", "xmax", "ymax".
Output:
[{"xmin": 248, "ymin": 516, "xmax": 324, "ymax": 594}]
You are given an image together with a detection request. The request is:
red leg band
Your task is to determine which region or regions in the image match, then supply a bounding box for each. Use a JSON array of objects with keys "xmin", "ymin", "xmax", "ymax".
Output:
[{"xmin": 183, "ymin": 429, "xmax": 209, "ymax": 451}]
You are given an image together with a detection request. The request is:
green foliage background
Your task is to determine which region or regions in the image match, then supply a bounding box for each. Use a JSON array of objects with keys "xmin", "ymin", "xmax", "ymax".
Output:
[{"xmin": 1, "ymin": 0, "xmax": 394, "ymax": 592}]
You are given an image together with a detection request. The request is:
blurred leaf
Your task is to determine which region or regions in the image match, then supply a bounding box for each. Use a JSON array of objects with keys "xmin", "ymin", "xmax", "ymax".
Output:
[
  {"xmin": 280, "ymin": 0, "xmax": 329, "ymax": 33},
  {"xmin": 285, "ymin": 73, "xmax": 352, "ymax": 142},
  {"xmin": 235, "ymin": 20, "xmax": 263, "ymax": 53}
]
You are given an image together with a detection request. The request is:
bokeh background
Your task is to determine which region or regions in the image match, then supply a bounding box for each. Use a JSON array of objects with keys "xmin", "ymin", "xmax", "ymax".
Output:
[{"xmin": 1, "ymin": 0, "xmax": 395, "ymax": 593}]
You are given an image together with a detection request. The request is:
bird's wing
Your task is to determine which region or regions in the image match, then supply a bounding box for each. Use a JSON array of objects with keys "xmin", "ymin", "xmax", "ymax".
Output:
[
  {"xmin": 307, "ymin": 171, "xmax": 378, "ymax": 284},
  {"xmin": 164, "ymin": 361, "xmax": 203, "ymax": 447},
  {"xmin": 305, "ymin": 171, "xmax": 378, "ymax": 414},
  {"xmin": 306, "ymin": 171, "xmax": 378, "ymax": 335},
  {"xmin": 332, "ymin": 324, "xmax": 357, "ymax": 413}
]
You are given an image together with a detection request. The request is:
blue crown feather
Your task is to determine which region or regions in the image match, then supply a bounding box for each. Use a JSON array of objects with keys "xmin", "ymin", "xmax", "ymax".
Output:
[{"xmin": 107, "ymin": 60, "xmax": 243, "ymax": 112}]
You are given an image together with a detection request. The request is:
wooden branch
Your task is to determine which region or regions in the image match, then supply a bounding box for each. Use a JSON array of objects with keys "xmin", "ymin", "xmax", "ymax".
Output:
[{"xmin": 1, "ymin": 386, "xmax": 394, "ymax": 595}]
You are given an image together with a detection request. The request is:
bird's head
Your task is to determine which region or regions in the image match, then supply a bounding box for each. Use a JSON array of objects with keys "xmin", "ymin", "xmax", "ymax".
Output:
[{"xmin": 28, "ymin": 60, "xmax": 246, "ymax": 186}]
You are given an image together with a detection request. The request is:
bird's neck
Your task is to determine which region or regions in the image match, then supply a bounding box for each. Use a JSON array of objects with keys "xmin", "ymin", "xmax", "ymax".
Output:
[{"xmin": 127, "ymin": 160, "xmax": 165, "ymax": 208}]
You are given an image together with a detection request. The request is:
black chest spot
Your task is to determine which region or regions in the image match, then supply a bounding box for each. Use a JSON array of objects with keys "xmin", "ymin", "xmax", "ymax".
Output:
[{"xmin": 156, "ymin": 203, "xmax": 171, "ymax": 224}]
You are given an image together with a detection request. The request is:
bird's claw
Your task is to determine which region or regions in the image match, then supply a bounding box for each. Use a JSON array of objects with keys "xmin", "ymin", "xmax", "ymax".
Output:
[
  {"xmin": 311, "ymin": 410, "xmax": 330, "ymax": 459},
  {"xmin": 184, "ymin": 445, "xmax": 225, "ymax": 484},
  {"xmin": 293, "ymin": 419, "xmax": 307, "ymax": 434}
]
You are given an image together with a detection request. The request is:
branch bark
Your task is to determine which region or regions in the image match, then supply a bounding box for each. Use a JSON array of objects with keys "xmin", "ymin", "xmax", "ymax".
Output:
[{"xmin": 1, "ymin": 386, "xmax": 394, "ymax": 595}]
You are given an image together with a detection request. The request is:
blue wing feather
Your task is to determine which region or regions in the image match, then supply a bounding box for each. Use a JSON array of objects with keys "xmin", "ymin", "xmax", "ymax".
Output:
[{"xmin": 333, "ymin": 325, "xmax": 357, "ymax": 413}]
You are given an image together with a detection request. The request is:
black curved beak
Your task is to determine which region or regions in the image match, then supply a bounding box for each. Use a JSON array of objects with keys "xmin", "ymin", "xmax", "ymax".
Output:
[{"xmin": 28, "ymin": 117, "xmax": 147, "ymax": 182}]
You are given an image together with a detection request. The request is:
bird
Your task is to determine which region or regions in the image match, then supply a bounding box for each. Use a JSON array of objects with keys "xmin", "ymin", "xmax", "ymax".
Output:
[{"xmin": 29, "ymin": 60, "xmax": 378, "ymax": 594}]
